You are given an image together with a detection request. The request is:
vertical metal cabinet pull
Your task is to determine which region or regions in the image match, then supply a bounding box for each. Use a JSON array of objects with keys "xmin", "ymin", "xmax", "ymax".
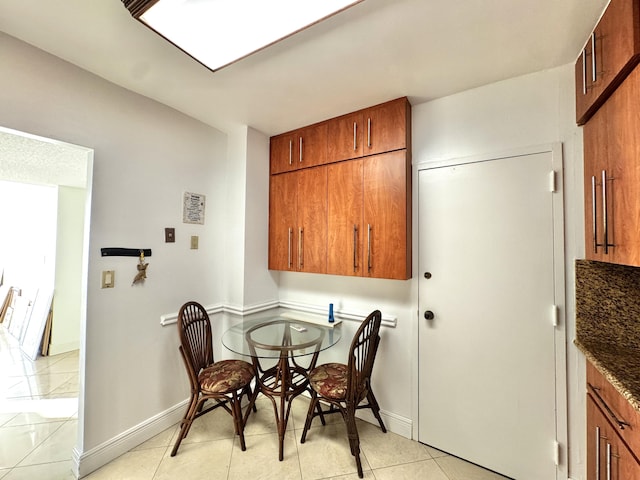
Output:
[
  {"xmin": 367, "ymin": 118, "xmax": 371, "ymax": 147},
  {"xmin": 353, "ymin": 122, "xmax": 357, "ymax": 150},
  {"xmin": 596, "ymin": 426, "xmax": 601, "ymax": 480},
  {"xmin": 367, "ymin": 224, "xmax": 372, "ymax": 272},
  {"xmin": 288, "ymin": 140, "xmax": 293, "ymax": 166},
  {"xmin": 582, "ymin": 48, "xmax": 588, "ymax": 95},
  {"xmin": 606, "ymin": 442, "xmax": 611, "ymax": 480},
  {"xmin": 287, "ymin": 228, "xmax": 292, "ymax": 269},
  {"xmin": 602, "ymin": 170, "xmax": 611, "ymax": 254},
  {"xmin": 592, "ymin": 32, "xmax": 597, "ymax": 83},
  {"xmin": 592, "ymin": 175, "xmax": 598, "ymax": 253},
  {"xmin": 299, "ymin": 137, "xmax": 303, "ymax": 163},
  {"xmin": 353, "ymin": 225, "xmax": 358, "ymax": 272},
  {"xmin": 298, "ymin": 227, "xmax": 303, "ymax": 269}
]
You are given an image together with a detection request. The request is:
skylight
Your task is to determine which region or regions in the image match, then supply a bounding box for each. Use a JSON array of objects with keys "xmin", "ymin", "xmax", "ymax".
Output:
[{"xmin": 133, "ymin": 0, "xmax": 363, "ymax": 72}]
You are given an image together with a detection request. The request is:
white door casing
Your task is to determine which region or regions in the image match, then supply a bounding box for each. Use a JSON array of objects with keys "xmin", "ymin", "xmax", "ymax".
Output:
[{"xmin": 417, "ymin": 145, "xmax": 566, "ymax": 480}]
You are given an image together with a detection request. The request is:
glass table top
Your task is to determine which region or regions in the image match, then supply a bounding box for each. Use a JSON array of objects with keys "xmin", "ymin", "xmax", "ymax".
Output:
[{"xmin": 221, "ymin": 315, "xmax": 342, "ymax": 359}]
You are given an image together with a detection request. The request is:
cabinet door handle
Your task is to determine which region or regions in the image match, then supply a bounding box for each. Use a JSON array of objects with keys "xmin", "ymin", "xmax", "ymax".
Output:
[
  {"xmin": 289, "ymin": 140, "xmax": 293, "ymax": 166},
  {"xmin": 592, "ymin": 32, "xmax": 597, "ymax": 83},
  {"xmin": 582, "ymin": 48, "xmax": 587, "ymax": 95},
  {"xmin": 287, "ymin": 228, "xmax": 292, "ymax": 269},
  {"xmin": 596, "ymin": 426, "xmax": 601, "ymax": 480},
  {"xmin": 353, "ymin": 122, "xmax": 357, "ymax": 151},
  {"xmin": 589, "ymin": 383, "xmax": 630, "ymax": 429},
  {"xmin": 353, "ymin": 225, "xmax": 358, "ymax": 272},
  {"xmin": 606, "ymin": 443, "xmax": 611, "ymax": 480},
  {"xmin": 367, "ymin": 118, "xmax": 371, "ymax": 147},
  {"xmin": 592, "ymin": 175, "xmax": 599, "ymax": 253},
  {"xmin": 299, "ymin": 137, "xmax": 303, "ymax": 163},
  {"xmin": 298, "ymin": 227, "xmax": 303, "ymax": 269},
  {"xmin": 601, "ymin": 170, "xmax": 615, "ymax": 254},
  {"xmin": 367, "ymin": 224, "xmax": 372, "ymax": 272}
]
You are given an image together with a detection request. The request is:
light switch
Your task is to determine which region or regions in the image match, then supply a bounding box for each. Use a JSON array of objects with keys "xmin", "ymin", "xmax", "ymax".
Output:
[
  {"xmin": 102, "ymin": 270, "xmax": 115, "ymax": 288},
  {"xmin": 190, "ymin": 236, "xmax": 199, "ymax": 249}
]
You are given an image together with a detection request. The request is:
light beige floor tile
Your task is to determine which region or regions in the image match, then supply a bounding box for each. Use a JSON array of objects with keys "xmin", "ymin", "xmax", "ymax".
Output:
[
  {"xmin": 18, "ymin": 419, "xmax": 77, "ymax": 466},
  {"xmin": 84, "ymin": 447, "xmax": 166, "ymax": 480},
  {"xmin": 0, "ymin": 413, "xmax": 17, "ymax": 427},
  {"xmin": 173, "ymin": 404, "xmax": 237, "ymax": 446},
  {"xmin": 48, "ymin": 377, "xmax": 79, "ymax": 396},
  {"xmin": 39, "ymin": 355, "xmax": 79, "ymax": 376},
  {"xmin": 357, "ymin": 421, "xmax": 430, "ymax": 469},
  {"xmin": 297, "ymin": 422, "xmax": 371, "ymax": 480},
  {"xmin": 228, "ymin": 431, "xmax": 300, "ymax": 480},
  {"xmin": 290, "ymin": 396, "xmax": 344, "ymax": 432},
  {"xmin": 243, "ymin": 396, "xmax": 289, "ymax": 436},
  {"xmin": 6, "ymin": 373, "xmax": 75, "ymax": 398},
  {"xmin": 373, "ymin": 459, "xmax": 449, "ymax": 480},
  {"xmin": 424, "ymin": 444, "xmax": 449, "ymax": 459},
  {"xmin": 2, "ymin": 397, "xmax": 78, "ymax": 426},
  {"xmin": 155, "ymin": 439, "xmax": 232, "ymax": 480},
  {"xmin": 0, "ymin": 468, "xmax": 9, "ymax": 479},
  {"xmin": 0, "ymin": 421, "xmax": 65, "ymax": 468},
  {"xmin": 435, "ymin": 455, "xmax": 511, "ymax": 480},
  {"xmin": 2, "ymin": 460, "xmax": 75, "ymax": 480},
  {"xmin": 131, "ymin": 425, "xmax": 178, "ymax": 452}
]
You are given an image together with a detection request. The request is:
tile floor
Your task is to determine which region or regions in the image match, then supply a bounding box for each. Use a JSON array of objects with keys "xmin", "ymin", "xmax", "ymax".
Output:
[{"xmin": 0, "ymin": 326, "xmax": 508, "ymax": 479}]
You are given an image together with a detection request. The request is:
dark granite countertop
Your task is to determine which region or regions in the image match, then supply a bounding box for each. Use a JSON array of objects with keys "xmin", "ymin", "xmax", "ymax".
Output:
[
  {"xmin": 575, "ymin": 259, "xmax": 640, "ymax": 413},
  {"xmin": 575, "ymin": 338, "xmax": 640, "ymax": 412}
]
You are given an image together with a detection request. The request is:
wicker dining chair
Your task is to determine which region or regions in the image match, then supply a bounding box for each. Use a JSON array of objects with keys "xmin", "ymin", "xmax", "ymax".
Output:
[
  {"xmin": 300, "ymin": 309, "xmax": 386, "ymax": 478},
  {"xmin": 171, "ymin": 301, "xmax": 257, "ymax": 456}
]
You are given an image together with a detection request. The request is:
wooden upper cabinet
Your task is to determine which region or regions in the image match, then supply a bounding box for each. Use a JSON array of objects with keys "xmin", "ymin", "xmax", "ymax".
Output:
[
  {"xmin": 576, "ymin": 0, "xmax": 640, "ymax": 125},
  {"xmin": 268, "ymin": 167, "xmax": 327, "ymax": 273},
  {"xmin": 363, "ymin": 150, "xmax": 411, "ymax": 280},
  {"xmin": 326, "ymin": 97, "xmax": 410, "ymax": 162},
  {"xmin": 363, "ymin": 97, "xmax": 410, "ymax": 156},
  {"xmin": 584, "ymin": 64, "xmax": 640, "ymax": 267},
  {"xmin": 270, "ymin": 122, "xmax": 328, "ymax": 174},
  {"xmin": 327, "ymin": 160, "xmax": 365, "ymax": 276}
]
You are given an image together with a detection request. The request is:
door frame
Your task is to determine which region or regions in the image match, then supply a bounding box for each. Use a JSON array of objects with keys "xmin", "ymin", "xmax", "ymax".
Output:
[{"xmin": 411, "ymin": 142, "xmax": 567, "ymax": 477}]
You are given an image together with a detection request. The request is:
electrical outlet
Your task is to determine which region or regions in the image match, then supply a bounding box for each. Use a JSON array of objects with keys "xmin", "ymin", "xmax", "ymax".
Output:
[
  {"xmin": 190, "ymin": 235, "xmax": 199, "ymax": 249},
  {"xmin": 102, "ymin": 270, "xmax": 114, "ymax": 288}
]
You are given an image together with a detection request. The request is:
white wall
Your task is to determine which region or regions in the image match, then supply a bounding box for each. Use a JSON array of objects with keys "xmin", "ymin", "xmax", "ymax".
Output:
[
  {"xmin": 0, "ymin": 32, "xmax": 230, "ymax": 474},
  {"xmin": 50, "ymin": 186, "xmax": 86, "ymax": 355}
]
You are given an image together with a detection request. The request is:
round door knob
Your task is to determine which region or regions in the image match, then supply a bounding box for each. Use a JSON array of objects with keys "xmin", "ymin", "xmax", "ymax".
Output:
[{"xmin": 424, "ymin": 310, "xmax": 434, "ymax": 320}]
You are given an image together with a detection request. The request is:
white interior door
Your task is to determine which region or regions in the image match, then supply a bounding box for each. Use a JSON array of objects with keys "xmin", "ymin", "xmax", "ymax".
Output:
[{"xmin": 418, "ymin": 152, "xmax": 560, "ymax": 479}]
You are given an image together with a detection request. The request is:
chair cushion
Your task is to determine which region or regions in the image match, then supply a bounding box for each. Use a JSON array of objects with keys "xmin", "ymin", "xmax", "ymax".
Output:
[
  {"xmin": 309, "ymin": 363, "xmax": 348, "ymax": 400},
  {"xmin": 199, "ymin": 360, "xmax": 254, "ymax": 394}
]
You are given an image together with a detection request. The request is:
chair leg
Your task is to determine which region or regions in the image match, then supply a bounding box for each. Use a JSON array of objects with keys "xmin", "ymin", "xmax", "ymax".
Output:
[
  {"xmin": 300, "ymin": 392, "xmax": 319, "ymax": 443},
  {"xmin": 344, "ymin": 407, "xmax": 363, "ymax": 478},
  {"xmin": 171, "ymin": 394, "xmax": 200, "ymax": 457},
  {"xmin": 231, "ymin": 392, "xmax": 247, "ymax": 451},
  {"xmin": 366, "ymin": 390, "xmax": 387, "ymax": 433}
]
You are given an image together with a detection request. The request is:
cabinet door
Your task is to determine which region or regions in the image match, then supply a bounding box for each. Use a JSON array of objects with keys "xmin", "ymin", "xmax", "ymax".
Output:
[
  {"xmin": 297, "ymin": 123, "xmax": 328, "ymax": 169},
  {"xmin": 363, "ymin": 150, "xmax": 411, "ymax": 280},
  {"xmin": 327, "ymin": 112, "xmax": 364, "ymax": 162},
  {"xmin": 576, "ymin": 0, "xmax": 640, "ymax": 125},
  {"xmin": 270, "ymin": 132, "xmax": 298, "ymax": 175},
  {"xmin": 362, "ymin": 97, "xmax": 410, "ymax": 156},
  {"xmin": 297, "ymin": 167, "xmax": 327, "ymax": 273},
  {"xmin": 587, "ymin": 395, "xmax": 640, "ymax": 480},
  {"xmin": 605, "ymin": 65, "xmax": 640, "ymax": 266},
  {"xmin": 269, "ymin": 173, "xmax": 297, "ymax": 271},
  {"xmin": 327, "ymin": 160, "xmax": 364, "ymax": 276},
  {"xmin": 583, "ymin": 102, "xmax": 609, "ymax": 262}
]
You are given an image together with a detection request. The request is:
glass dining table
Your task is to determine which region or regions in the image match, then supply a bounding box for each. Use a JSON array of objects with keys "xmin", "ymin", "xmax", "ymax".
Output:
[{"xmin": 221, "ymin": 315, "xmax": 342, "ymax": 460}]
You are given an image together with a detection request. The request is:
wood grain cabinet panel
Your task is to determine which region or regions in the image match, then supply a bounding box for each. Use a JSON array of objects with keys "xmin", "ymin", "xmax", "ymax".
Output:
[
  {"xmin": 270, "ymin": 123, "xmax": 328, "ymax": 174},
  {"xmin": 587, "ymin": 395, "xmax": 640, "ymax": 480},
  {"xmin": 268, "ymin": 168, "xmax": 327, "ymax": 273},
  {"xmin": 576, "ymin": 0, "xmax": 640, "ymax": 125},
  {"xmin": 584, "ymin": 65, "xmax": 640, "ymax": 267}
]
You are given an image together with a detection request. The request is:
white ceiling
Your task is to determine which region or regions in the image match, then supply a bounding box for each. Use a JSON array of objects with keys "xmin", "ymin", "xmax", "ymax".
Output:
[{"xmin": 0, "ymin": 0, "xmax": 608, "ymax": 136}]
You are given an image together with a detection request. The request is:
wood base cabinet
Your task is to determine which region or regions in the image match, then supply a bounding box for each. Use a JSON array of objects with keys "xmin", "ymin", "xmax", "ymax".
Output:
[
  {"xmin": 327, "ymin": 151, "xmax": 412, "ymax": 280},
  {"xmin": 268, "ymin": 167, "xmax": 327, "ymax": 273},
  {"xmin": 586, "ymin": 361, "xmax": 640, "ymax": 480},
  {"xmin": 583, "ymin": 64, "xmax": 640, "ymax": 267}
]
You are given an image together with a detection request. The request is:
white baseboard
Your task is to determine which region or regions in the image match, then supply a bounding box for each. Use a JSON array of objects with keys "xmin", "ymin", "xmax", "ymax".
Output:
[
  {"xmin": 73, "ymin": 399, "xmax": 188, "ymax": 478},
  {"xmin": 356, "ymin": 408, "xmax": 413, "ymax": 439}
]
